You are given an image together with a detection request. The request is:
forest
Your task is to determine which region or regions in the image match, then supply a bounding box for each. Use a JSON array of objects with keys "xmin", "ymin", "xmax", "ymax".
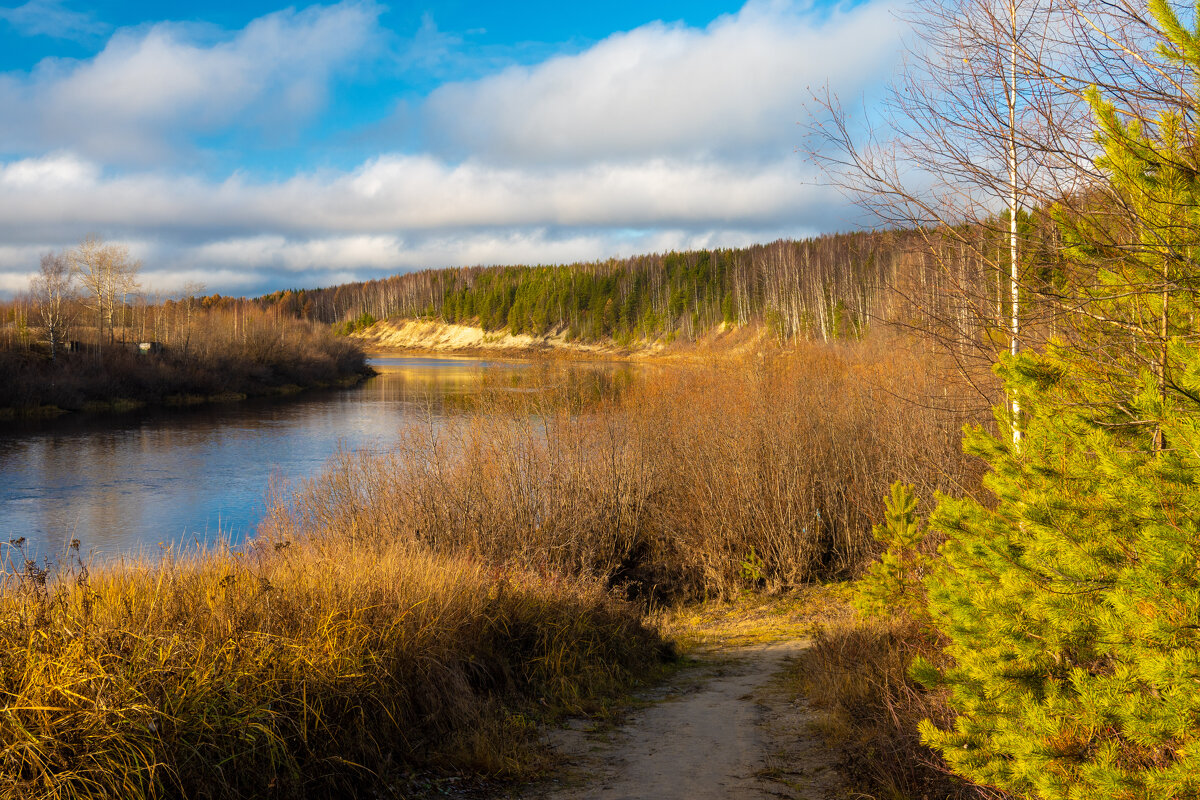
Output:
[{"xmin": 254, "ymin": 229, "xmax": 1012, "ymax": 350}]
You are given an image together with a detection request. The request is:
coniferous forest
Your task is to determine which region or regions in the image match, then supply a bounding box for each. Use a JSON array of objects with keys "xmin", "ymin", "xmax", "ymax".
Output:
[{"xmin": 257, "ymin": 230, "xmax": 1003, "ymax": 346}]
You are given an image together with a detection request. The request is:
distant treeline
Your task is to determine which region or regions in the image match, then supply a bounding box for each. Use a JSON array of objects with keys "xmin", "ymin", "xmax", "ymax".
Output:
[
  {"xmin": 0, "ymin": 238, "xmax": 368, "ymax": 416},
  {"xmin": 247, "ymin": 231, "xmax": 1018, "ymax": 345},
  {"xmin": 248, "ymin": 227, "xmax": 1058, "ymax": 358}
]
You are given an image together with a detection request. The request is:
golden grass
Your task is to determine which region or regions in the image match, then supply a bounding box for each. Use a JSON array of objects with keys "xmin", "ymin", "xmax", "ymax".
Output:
[
  {"xmin": 0, "ymin": 537, "xmax": 665, "ymax": 799},
  {"xmin": 655, "ymin": 584, "xmax": 853, "ymax": 652}
]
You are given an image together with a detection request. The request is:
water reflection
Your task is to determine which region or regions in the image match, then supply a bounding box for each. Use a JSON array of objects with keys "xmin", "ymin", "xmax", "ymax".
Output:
[{"xmin": 0, "ymin": 356, "xmax": 629, "ymax": 560}]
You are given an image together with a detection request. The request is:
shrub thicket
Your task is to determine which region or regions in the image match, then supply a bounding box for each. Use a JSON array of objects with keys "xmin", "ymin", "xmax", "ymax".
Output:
[{"xmin": 264, "ymin": 337, "xmax": 986, "ymax": 599}]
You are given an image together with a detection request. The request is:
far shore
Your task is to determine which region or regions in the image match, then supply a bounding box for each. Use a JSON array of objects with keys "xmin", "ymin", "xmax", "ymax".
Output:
[
  {"xmin": 353, "ymin": 317, "xmax": 780, "ymax": 363},
  {"xmin": 0, "ymin": 370, "xmax": 371, "ymax": 424}
]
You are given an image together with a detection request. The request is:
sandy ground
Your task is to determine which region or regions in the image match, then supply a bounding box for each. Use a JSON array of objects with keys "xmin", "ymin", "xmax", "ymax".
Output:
[
  {"xmin": 526, "ymin": 640, "xmax": 844, "ymax": 800},
  {"xmin": 353, "ymin": 319, "xmax": 774, "ymax": 362},
  {"xmin": 353, "ymin": 319, "xmax": 651, "ymax": 357}
]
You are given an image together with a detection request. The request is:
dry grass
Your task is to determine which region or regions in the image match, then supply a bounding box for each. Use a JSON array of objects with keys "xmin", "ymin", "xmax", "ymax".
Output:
[
  {"xmin": 0, "ymin": 536, "xmax": 665, "ymax": 799},
  {"xmin": 788, "ymin": 603, "xmax": 1010, "ymax": 800},
  {"xmin": 656, "ymin": 584, "xmax": 852, "ymax": 652}
]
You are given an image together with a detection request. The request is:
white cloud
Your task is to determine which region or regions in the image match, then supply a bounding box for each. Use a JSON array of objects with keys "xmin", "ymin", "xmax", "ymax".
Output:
[
  {"xmin": 0, "ymin": 1, "xmax": 383, "ymax": 163},
  {"xmin": 0, "ymin": 0, "xmax": 900, "ymax": 296},
  {"xmin": 420, "ymin": 0, "xmax": 901, "ymax": 163},
  {"xmin": 0, "ymin": 151, "xmax": 100, "ymax": 188},
  {"xmin": 190, "ymin": 235, "xmax": 406, "ymax": 272},
  {"xmin": 0, "ymin": 152, "xmax": 842, "ymax": 238},
  {"xmin": 0, "ymin": 0, "xmax": 108, "ymax": 42}
]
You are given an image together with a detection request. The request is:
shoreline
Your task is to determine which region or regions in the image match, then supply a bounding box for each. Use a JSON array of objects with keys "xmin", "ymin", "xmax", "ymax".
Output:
[
  {"xmin": 353, "ymin": 318, "xmax": 778, "ymax": 363},
  {"xmin": 0, "ymin": 370, "xmax": 373, "ymax": 424}
]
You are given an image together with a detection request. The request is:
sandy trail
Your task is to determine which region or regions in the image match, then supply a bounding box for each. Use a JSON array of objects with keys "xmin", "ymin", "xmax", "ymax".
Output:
[{"xmin": 532, "ymin": 640, "xmax": 842, "ymax": 800}]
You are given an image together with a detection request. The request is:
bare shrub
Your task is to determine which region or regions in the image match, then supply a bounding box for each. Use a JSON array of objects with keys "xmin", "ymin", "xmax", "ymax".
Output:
[{"xmin": 264, "ymin": 332, "xmax": 987, "ymax": 598}]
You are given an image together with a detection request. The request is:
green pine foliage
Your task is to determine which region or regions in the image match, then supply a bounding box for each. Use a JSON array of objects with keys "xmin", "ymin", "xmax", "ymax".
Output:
[
  {"xmin": 332, "ymin": 310, "xmax": 376, "ymax": 336},
  {"xmin": 1051, "ymin": 81, "xmax": 1200, "ymax": 432},
  {"xmin": 433, "ymin": 253, "xmax": 737, "ymax": 341},
  {"xmin": 854, "ymin": 481, "xmax": 931, "ymax": 624},
  {"xmin": 915, "ymin": 348, "xmax": 1200, "ymax": 800},
  {"xmin": 913, "ymin": 3, "xmax": 1200, "ymax": 797}
]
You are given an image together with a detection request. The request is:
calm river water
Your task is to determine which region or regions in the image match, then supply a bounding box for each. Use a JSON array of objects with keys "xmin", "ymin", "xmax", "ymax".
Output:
[{"xmin": 0, "ymin": 356, "xmax": 622, "ymax": 561}]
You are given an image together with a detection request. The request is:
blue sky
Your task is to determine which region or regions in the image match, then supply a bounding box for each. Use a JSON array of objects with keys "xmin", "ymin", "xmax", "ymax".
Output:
[{"xmin": 0, "ymin": 0, "xmax": 904, "ymax": 295}]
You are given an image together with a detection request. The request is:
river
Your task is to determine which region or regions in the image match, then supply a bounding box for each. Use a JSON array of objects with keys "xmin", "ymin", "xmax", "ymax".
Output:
[{"xmin": 0, "ymin": 355, "xmax": 624, "ymax": 562}]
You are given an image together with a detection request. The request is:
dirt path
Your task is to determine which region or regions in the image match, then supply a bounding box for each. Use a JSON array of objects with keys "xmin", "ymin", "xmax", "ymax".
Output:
[{"xmin": 530, "ymin": 640, "xmax": 843, "ymax": 800}]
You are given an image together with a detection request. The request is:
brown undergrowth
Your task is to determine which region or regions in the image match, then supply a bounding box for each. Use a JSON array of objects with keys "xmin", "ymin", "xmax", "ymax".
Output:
[
  {"xmin": 789, "ymin": 615, "xmax": 992, "ymax": 800},
  {"xmin": 268, "ymin": 335, "xmax": 987, "ymax": 600}
]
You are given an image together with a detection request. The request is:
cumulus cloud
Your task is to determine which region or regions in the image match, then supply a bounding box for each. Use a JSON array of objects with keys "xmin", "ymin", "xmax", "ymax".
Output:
[
  {"xmin": 0, "ymin": 152, "xmax": 845, "ymax": 239},
  {"xmin": 0, "ymin": 1, "xmax": 383, "ymax": 163},
  {"xmin": 420, "ymin": 0, "xmax": 901, "ymax": 163},
  {"xmin": 0, "ymin": 0, "xmax": 902, "ymax": 296},
  {"xmin": 0, "ymin": 150, "xmax": 845, "ymax": 295}
]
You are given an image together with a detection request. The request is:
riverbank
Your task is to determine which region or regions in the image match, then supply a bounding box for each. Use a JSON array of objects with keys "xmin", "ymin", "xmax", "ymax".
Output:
[
  {"xmin": 0, "ymin": 327, "xmax": 370, "ymax": 422},
  {"xmin": 0, "ymin": 372, "xmax": 371, "ymax": 421},
  {"xmin": 0, "ymin": 536, "xmax": 668, "ymax": 799},
  {"xmin": 0, "ymin": 342, "xmax": 989, "ymax": 798},
  {"xmin": 351, "ymin": 318, "xmax": 775, "ymax": 362}
]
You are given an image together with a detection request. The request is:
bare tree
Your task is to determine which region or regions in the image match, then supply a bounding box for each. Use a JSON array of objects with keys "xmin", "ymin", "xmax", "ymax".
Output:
[
  {"xmin": 809, "ymin": 0, "xmax": 1105, "ymax": 442},
  {"xmin": 71, "ymin": 235, "xmax": 141, "ymax": 353},
  {"xmin": 29, "ymin": 251, "xmax": 76, "ymax": 361},
  {"xmin": 181, "ymin": 281, "xmax": 206, "ymax": 353}
]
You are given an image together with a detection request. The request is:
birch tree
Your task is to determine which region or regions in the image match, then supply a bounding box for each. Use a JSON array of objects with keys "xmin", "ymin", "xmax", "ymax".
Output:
[
  {"xmin": 71, "ymin": 236, "xmax": 140, "ymax": 352},
  {"xmin": 29, "ymin": 251, "xmax": 75, "ymax": 361},
  {"xmin": 810, "ymin": 0, "xmax": 1089, "ymax": 441}
]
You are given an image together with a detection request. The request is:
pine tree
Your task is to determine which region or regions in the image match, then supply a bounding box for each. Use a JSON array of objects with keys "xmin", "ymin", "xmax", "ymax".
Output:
[
  {"xmin": 855, "ymin": 481, "xmax": 931, "ymax": 625},
  {"xmin": 916, "ymin": 347, "xmax": 1200, "ymax": 799},
  {"xmin": 1050, "ymin": 4, "xmax": 1200, "ymax": 448},
  {"xmin": 915, "ymin": 3, "xmax": 1200, "ymax": 797}
]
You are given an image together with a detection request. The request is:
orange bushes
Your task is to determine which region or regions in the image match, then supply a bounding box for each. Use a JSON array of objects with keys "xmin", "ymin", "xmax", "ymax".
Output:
[{"xmin": 265, "ymin": 336, "xmax": 987, "ymax": 598}]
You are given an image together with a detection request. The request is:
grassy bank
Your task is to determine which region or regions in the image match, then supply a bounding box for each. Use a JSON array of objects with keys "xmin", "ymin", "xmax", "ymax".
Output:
[
  {"xmin": 0, "ymin": 335, "xmax": 990, "ymax": 798},
  {"xmin": 0, "ymin": 536, "xmax": 665, "ymax": 799},
  {"xmin": 0, "ymin": 312, "xmax": 368, "ymax": 420}
]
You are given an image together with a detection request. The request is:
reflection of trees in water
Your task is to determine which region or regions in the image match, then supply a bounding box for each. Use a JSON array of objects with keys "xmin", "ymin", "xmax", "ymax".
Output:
[{"xmin": 366, "ymin": 360, "xmax": 642, "ymax": 414}]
